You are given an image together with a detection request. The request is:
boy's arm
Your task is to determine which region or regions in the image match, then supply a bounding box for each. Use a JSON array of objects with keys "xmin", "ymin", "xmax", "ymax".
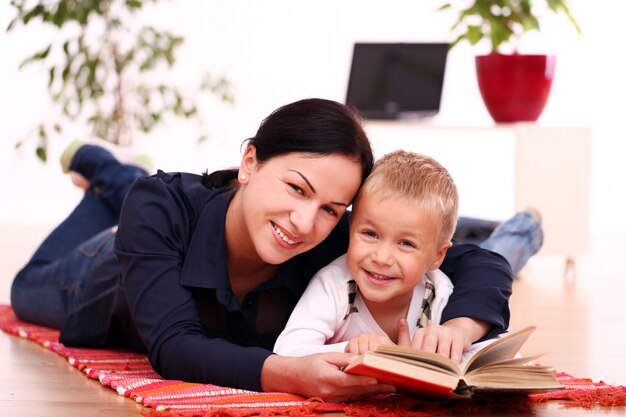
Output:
[{"xmin": 273, "ymin": 261, "xmax": 349, "ymax": 356}]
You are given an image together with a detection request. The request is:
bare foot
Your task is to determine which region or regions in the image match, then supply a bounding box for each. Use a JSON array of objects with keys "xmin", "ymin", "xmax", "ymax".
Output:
[
  {"xmin": 60, "ymin": 138, "xmax": 155, "ymax": 177},
  {"xmin": 69, "ymin": 171, "xmax": 91, "ymax": 190},
  {"xmin": 89, "ymin": 138, "xmax": 155, "ymax": 174},
  {"xmin": 524, "ymin": 207, "xmax": 542, "ymax": 224}
]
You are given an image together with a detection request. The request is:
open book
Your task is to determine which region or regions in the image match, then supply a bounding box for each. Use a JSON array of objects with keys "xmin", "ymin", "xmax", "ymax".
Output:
[{"xmin": 344, "ymin": 326, "xmax": 563, "ymax": 398}]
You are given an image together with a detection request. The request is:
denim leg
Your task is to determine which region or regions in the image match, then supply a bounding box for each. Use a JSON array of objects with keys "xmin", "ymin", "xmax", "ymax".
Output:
[
  {"xmin": 11, "ymin": 227, "xmax": 117, "ymax": 328},
  {"xmin": 26, "ymin": 189, "xmax": 118, "ymax": 264},
  {"xmin": 454, "ymin": 216, "xmax": 501, "ymax": 245},
  {"xmin": 70, "ymin": 144, "xmax": 148, "ymax": 216},
  {"xmin": 479, "ymin": 211, "xmax": 544, "ymax": 276},
  {"xmin": 10, "ymin": 144, "xmax": 147, "ymax": 328}
]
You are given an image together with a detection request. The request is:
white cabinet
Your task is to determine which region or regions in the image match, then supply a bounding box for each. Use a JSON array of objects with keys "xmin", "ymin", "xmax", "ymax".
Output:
[{"xmin": 364, "ymin": 121, "xmax": 591, "ymax": 258}]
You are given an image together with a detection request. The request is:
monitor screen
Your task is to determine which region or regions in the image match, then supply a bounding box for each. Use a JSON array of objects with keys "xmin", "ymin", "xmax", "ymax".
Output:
[{"xmin": 345, "ymin": 43, "xmax": 449, "ymax": 120}]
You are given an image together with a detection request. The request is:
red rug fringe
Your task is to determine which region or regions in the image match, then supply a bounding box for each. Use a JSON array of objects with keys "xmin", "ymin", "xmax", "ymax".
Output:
[
  {"xmin": 2, "ymin": 304, "xmax": 625, "ymax": 416},
  {"xmin": 529, "ymin": 372, "xmax": 626, "ymax": 408},
  {"xmin": 533, "ymin": 386, "xmax": 626, "ymax": 408}
]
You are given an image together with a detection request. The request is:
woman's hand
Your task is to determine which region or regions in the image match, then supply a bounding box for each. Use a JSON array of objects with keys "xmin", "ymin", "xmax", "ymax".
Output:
[
  {"xmin": 345, "ymin": 333, "xmax": 393, "ymax": 354},
  {"xmin": 261, "ymin": 352, "xmax": 395, "ymax": 401},
  {"xmin": 396, "ymin": 317, "xmax": 489, "ymax": 363}
]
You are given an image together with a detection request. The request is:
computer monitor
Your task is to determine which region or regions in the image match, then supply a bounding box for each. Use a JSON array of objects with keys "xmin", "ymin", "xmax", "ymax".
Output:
[{"xmin": 345, "ymin": 43, "xmax": 449, "ymax": 120}]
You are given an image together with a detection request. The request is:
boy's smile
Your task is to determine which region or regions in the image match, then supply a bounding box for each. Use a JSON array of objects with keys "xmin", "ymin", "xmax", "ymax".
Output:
[{"xmin": 346, "ymin": 194, "xmax": 448, "ymax": 310}]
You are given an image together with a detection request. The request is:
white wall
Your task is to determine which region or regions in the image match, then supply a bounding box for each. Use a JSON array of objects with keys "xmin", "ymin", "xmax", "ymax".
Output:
[{"xmin": 1, "ymin": 0, "xmax": 625, "ymax": 235}]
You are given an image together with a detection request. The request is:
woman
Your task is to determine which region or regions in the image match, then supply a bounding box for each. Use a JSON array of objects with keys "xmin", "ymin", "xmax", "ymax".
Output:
[{"xmin": 11, "ymin": 98, "xmax": 536, "ymax": 401}]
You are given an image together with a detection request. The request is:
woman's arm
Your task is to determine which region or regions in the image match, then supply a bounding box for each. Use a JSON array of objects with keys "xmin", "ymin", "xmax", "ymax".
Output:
[
  {"xmin": 438, "ymin": 242, "xmax": 514, "ymax": 341},
  {"xmin": 115, "ymin": 173, "xmax": 271, "ymax": 391},
  {"xmin": 115, "ymin": 173, "xmax": 388, "ymax": 398}
]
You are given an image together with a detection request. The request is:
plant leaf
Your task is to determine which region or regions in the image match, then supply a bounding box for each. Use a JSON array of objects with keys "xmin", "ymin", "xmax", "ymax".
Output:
[
  {"xmin": 18, "ymin": 44, "xmax": 51, "ymax": 69},
  {"xmin": 466, "ymin": 25, "xmax": 484, "ymax": 45}
]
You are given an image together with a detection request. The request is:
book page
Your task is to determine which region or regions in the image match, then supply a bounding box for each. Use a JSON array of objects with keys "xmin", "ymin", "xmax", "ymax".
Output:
[
  {"xmin": 372, "ymin": 344, "xmax": 462, "ymax": 375},
  {"xmin": 470, "ymin": 353, "xmax": 545, "ymax": 370},
  {"xmin": 463, "ymin": 326, "xmax": 536, "ymax": 373},
  {"xmin": 370, "ymin": 351, "xmax": 459, "ymax": 377},
  {"xmin": 464, "ymin": 364, "xmax": 562, "ymax": 390},
  {"xmin": 363, "ymin": 326, "xmax": 536, "ymax": 378}
]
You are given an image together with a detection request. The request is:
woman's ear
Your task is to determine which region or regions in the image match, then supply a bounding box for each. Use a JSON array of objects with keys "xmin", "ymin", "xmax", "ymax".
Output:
[
  {"xmin": 239, "ymin": 144, "xmax": 258, "ymax": 184},
  {"xmin": 429, "ymin": 241, "xmax": 453, "ymax": 271}
]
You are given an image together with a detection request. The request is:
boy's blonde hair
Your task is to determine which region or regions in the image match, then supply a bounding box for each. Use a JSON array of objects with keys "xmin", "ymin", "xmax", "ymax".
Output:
[{"xmin": 353, "ymin": 150, "xmax": 459, "ymax": 246}]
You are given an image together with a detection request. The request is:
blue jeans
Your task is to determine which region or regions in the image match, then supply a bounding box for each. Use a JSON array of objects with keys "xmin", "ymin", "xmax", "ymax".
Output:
[
  {"xmin": 457, "ymin": 212, "xmax": 544, "ymax": 276},
  {"xmin": 10, "ymin": 145, "xmax": 146, "ymax": 328}
]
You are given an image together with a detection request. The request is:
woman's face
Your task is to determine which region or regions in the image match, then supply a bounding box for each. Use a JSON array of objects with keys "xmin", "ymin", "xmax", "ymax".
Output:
[{"xmin": 236, "ymin": 147, "xmax": 362, "ymax": 265}]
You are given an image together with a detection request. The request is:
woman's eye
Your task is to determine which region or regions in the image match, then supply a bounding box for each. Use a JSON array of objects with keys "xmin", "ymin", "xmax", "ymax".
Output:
[
  {"xmin": 288, "ymin": 183, "xmax": 305, "ymax": 195},
  {"xmin": 322, "ymin": 206, "xmax": 338, "ymax": 217}
]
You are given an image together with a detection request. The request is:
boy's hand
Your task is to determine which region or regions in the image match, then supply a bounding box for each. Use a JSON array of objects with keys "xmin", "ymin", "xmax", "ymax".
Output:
[
  {"xmin": 396, "ymin": 318, "xmax": 487, "ymax": 363},
  {"xmin": 345, "ymin": 333, "xmax": 393, "ymax": 354}
]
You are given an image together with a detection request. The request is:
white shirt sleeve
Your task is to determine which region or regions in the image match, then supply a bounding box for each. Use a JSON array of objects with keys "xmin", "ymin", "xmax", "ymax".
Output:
[{"xmin": 273, "ymin": 255, "xmax": 350, "ymax": 356}]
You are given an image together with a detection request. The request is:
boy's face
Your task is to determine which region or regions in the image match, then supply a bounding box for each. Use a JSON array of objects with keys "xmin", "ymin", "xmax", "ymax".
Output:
[{"xmin": 347, "ymin": 193, "xmax": 451, "ymax": 309}]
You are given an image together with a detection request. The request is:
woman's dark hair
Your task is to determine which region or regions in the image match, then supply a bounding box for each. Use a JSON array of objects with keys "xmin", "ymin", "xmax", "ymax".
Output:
[{"xmin": 203, "ymin": 98, "xmax": 373, "ymax": 188}]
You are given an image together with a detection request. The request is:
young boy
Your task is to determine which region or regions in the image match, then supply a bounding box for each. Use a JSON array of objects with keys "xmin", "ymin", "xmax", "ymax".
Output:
[{"xmin": 274, "ymin": 150, "xmax": 481, "ymax": 360}]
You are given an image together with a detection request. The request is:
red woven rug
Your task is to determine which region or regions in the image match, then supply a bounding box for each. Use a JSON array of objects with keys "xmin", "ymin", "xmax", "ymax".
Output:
[{"xmin": 1, "ymin": 304, "xmax": 625, "ymax": 416}]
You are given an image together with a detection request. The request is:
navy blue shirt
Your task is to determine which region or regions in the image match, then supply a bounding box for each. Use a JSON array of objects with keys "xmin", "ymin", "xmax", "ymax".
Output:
[{"xmin": 60, "ymin": 170, "xmax": 513, "ymax": 392}]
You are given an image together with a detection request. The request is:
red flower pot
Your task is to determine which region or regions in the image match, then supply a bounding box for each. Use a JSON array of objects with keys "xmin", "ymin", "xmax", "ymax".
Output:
[{"xmin": 475, "ymin": 53, "xmax": 556, "ymax": 123}]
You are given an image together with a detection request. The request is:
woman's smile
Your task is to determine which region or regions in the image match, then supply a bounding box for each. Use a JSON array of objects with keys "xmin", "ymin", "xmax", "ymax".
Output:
[{"xmin": 272, "ymin": 222, "xmax": 302, "ymax": 248}]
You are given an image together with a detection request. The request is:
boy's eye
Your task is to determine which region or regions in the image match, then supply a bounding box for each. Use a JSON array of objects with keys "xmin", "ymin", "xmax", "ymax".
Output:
[
  {"xmin": 362, "ymin": 230, "xmax": 378, "ymax": 239},
  {"xmin": 400, "ymin": 240, "xmax": 417, "ymax": 249}
]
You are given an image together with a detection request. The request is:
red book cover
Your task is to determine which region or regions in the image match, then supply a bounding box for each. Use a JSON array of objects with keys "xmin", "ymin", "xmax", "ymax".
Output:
[{"xmin": 345, "ymin": 360, "xmax": 456, "ymax": 397}]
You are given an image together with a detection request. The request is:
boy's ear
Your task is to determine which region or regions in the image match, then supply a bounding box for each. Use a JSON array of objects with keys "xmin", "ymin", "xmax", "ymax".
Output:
[{"xmin": 429, "ymin": 241, "xmax": 453, "ymax": 270}]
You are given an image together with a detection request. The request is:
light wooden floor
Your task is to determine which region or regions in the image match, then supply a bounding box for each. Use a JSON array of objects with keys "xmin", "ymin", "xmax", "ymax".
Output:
[{"xmin": 1, "ymin": 226, "xmax": 625, "ymax": 416}]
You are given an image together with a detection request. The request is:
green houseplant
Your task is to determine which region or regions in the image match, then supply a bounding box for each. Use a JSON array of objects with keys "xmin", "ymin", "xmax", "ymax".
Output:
[
  {"xmin": 439, "ymin": 0, "xmax": 580, "ymax": 122},
  {"xmin": 7, "ymin": 0, "xmax": 234, "ymax": 162}
]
